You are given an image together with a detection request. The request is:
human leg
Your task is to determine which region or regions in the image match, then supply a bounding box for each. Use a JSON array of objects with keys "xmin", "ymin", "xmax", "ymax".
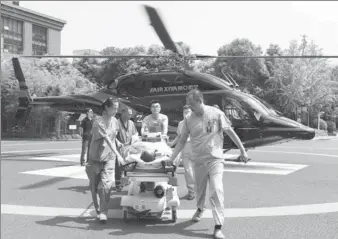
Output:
[
  {"xmin": 97, "ymin": 158, "xmax": 115, "ymax": 221},
  {"xmin": 80, "ymin": 139, "xmax": 88, "ymax": 165},
  {"xmin": 85, "ymin": 163, "xmax": 101, "ymax": 216},
  {"xmin": 86, "ymin": 136, "xmax": 92, "ymax": 163},
  {"xmin": 114, "ymin": 157, "xmax": 123, "ymax": 191},
  {"xmin": 182, "ymin": 152, "xmax": 194, "ymax": 198},
  {"xmin": 208, "ymin": 161, "xmax": 225, "ymax": 239},
  {"xmin": 191, "ymin": 162, "xmax": 208, "ymax": 222}
]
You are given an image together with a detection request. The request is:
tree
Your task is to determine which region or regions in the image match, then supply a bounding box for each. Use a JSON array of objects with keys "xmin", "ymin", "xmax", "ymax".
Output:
[
  {"xmin": 1, "ymin": 57, "xmax": 97, "ymax": 138},
  {"xmin": 265, "ymin": 37, "xmax": 338, "ymax": 118},
  {"xmin": 213, "ymin": 38, "xmax": 270, "ymax": 94},
  {"xmin": 265, "ymin": 44, "xmax": 282, "ymax": 76}
]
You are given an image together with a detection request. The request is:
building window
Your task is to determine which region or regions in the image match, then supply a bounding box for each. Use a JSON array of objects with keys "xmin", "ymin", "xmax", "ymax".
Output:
[
  {"xmin": 1, "ymin": 16, "xmax": 24, "ymax": 54},
  {"xmin": 32, "ymin": 25, "xmax": 47, "ymax": 55}
]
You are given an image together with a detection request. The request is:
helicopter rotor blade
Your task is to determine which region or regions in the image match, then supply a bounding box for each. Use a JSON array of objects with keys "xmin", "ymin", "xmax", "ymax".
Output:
[
  {"xmin": 143, "ymin": 5, "xmax": 180, "ymax": 54},
  {"xmin": 193, "ymin": 55, "xmax": 338, "ymax": 59},
  {"xmin": 18, "ymin": 55, "xmax": 161, "ymax": 59}
]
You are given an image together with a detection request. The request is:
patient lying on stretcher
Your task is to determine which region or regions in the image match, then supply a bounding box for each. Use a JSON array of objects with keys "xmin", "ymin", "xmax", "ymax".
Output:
[{"xmin": 120, "ymin": 136, "xmax": 174, "ymax": 170}]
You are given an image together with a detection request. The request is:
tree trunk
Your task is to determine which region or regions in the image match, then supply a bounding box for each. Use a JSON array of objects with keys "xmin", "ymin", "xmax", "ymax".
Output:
[{"xmin": 55, "ymin": 114, "xmax": 61, "ymax": 139}]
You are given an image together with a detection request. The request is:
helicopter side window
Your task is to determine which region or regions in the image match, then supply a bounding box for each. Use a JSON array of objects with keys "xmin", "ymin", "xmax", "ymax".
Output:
[{"xmin": 222, "ymin": 97, "xmax": 250, "ymax": 121}]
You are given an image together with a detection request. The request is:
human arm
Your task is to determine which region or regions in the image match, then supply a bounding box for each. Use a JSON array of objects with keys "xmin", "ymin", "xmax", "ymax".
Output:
[
  {"xmin": 168, "ymin": 121, "xmax": 182, "ymax": 147},
  {"xmin": 131, "ymin": 121, "xmax": 139, "ymax": 136},
  {"xmin": 162, "ymin": 115, "xmax": 169, "ymax": 135},
  {"xmin": 140, "ymin": 117, "xmax": 148, "ymax": 135},
  {"xmin": 220, "ymin": 113, "xmax": 249, "ymax": 161},
  {"xmin": 92, "ymin": 121, "xmax": 125, "ymax": 164},
  {"xmin": 169, "ymin": 119, "xmax": 189, "ymax": 163}
]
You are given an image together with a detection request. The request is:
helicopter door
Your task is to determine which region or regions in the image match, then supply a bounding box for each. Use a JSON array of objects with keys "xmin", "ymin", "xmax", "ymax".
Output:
[{"xmin": 221, "ymin": 96, "xmax": 260, "ymax": 148}]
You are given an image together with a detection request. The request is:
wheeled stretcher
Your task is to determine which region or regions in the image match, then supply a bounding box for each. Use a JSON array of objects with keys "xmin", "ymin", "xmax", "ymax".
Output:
[{"xmin": 119, "ymin": 137, "xmax": 180, "ymax": 223}]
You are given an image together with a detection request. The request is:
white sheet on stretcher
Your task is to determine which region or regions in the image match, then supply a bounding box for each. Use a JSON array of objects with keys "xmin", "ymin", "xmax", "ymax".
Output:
[{"xmin": 122, "ymin": 141, "xmax": 173, "ymax": 169}]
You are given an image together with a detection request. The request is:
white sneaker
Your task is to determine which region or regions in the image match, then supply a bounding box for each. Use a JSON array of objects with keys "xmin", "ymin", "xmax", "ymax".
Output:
[
  {"xmin": 99, "ymin": 212, "xmax": 107, "ymax": 222},
  {"xmin": 213, "ymin": 229, "xmax": 225, "ymax": 239}
]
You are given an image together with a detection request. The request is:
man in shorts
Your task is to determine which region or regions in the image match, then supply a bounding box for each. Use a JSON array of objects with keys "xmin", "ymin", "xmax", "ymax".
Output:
[{"xmin": 169, "ymin": 89, "xmax": 249, "ymax": 239}]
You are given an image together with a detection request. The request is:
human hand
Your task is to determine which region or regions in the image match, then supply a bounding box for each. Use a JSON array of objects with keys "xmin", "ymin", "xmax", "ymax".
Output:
[{"xmin": 239, "ymin": 150, "xmax": 249, "ymax": 163}]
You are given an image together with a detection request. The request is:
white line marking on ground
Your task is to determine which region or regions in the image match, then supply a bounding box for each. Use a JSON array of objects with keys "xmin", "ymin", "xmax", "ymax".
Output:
[
  {"xmin": 2, "ymin": 203, "xmax": 338, "ymax": 218},
  {"xmin": 1, "ymin": 148, "xmax": 79, "ymax": 154},
  {"xmin": 262, "ymin": 146, "xmax": 338, "ymax": 150},
  {"xmin": 21, "ymin": 165, "xmax": 88, "ymax": 180},
  {"xmin": 223, "ymin": 161, "xmax": 307, "ymax": 175},
  {"xmin": 252, "ymin": 150, "xmax": 338, "ymax": 158},
  {"xmin": 2, "ymin": 142, "xmax": 80, "ymax": 147}
]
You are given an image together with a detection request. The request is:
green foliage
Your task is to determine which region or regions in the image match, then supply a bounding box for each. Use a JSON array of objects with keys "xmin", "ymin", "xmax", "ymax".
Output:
[
  {"xmin": 1, "ymin": 56, "xmax": 97, "ymax": 137},
  {"xmin": 312, "ymin": 118, "xmax": 327, "ymax": 131},
  {"xmin": 264, "ymin": 37, "xmax": 338, "ymax": 115},
  {"xmin": 326, "ymin": 121, "xmax": 336, "ymax": 132},
  {"xmin": 214, "ymin": 38, "xmax": 270, "ymax": 93}
]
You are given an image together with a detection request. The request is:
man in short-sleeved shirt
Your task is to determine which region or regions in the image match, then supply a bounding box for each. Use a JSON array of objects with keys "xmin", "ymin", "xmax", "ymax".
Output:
[
  {"xmin": 80, "ymin": 108, "xmax": 93, "ymax": 166},
  {"xmin": 141, "ymin": 100, "xmax": 168, "ymax": 135},
  {"xmin": 169, "ymin": 89, "xmax": 248, "ymax": 239}
]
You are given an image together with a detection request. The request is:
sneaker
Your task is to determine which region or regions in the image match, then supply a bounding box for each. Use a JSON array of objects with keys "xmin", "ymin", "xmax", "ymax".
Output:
[
  {"xmin": 187, "ymin": 194, "xmax": 195, "ymax": 200},
  {"xmin": 115, "ymin": 185, "xmax": 123, "ymax": 192},
  {"xmin": 191, "ymin": 209, "xmax": 204, "ymax": 222},
  {"xmin": 99, "ymin": 212, "xmax": 107, "ymax": 222},
  {"xmin": 213, "ymin": 229, "xmax": 225, "ymax": 239}
]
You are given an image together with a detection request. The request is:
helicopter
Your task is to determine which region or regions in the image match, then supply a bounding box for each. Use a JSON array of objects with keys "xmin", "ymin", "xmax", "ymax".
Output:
[{"xmin": 10, "ymin": 5, "xmax": 338, "ymax": 151}]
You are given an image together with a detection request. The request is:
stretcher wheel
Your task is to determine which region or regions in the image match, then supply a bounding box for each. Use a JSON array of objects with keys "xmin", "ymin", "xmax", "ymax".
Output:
[
  {"xmin": 171, "ymin": 207, "xmax": 177, "ymax": 223},
  {"xmin": 123, "ymin": 207, "xmax": 128, "ymax": 222}
]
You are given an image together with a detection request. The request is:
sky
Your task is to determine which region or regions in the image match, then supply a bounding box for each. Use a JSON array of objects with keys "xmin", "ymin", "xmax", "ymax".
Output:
[{"xmin": 20, "ymin": 1, "xmax": 338, "ymax": 65}]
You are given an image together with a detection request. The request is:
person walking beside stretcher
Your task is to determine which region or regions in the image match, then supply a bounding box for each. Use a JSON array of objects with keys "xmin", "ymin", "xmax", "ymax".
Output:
[
  {"xmin": 169, "ymin": 89, "xmax": 249, "ymax": 239},
  {"xmin": 168, "ymin": 105, "xmax": 195, "ymax": 200},
  {"xmin": 85, "ymin": 97, "xmax": 125, "ymax": 223}
]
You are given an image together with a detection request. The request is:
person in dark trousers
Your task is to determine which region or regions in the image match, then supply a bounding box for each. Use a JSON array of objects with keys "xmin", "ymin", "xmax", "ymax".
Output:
[
  {"xmin": 115, "ymin": 107, "xmax": 139, "ymax": 191},
  {"xmin": 80, "ymin": 108, "xmax": 93, "ymax": 166}
]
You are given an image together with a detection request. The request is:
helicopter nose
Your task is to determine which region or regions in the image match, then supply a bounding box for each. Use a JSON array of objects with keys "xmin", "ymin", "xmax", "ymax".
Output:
[{"xmin": 296, "ymin": 126, "xmax": 316, "ymax": 140}]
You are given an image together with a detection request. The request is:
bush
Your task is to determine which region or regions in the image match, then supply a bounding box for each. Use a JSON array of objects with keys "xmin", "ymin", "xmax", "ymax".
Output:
[
  {"xmin": 327, "ymin": 121, "xmax": 336, "ymax": 133},
  {"xmin": 312, "ymin": 119, "xmax": 327, "ymax": 131}
]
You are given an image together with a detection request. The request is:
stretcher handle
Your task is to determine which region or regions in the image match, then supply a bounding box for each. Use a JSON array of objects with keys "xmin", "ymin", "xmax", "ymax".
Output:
[
  {"xmin": 120, "ymin": 161, "xmax": 138, "ymax": 172},
  {"xmin": 161, "ymin": 160, "xmax": 177, "ymax": 177}
]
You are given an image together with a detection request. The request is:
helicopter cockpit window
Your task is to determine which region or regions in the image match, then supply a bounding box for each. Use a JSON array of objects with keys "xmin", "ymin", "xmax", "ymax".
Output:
[{"xmin": 222, "ymin": 97, "xmax": 250, "ymax": 121}]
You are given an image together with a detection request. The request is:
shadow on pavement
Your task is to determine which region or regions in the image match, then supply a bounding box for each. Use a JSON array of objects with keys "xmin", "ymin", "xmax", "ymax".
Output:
[
  {"xmin": 1, "ymin": 152, "xmax": 60, "ymax": 159},
  {"xmin": 58, "ymin": 185, "xmax": 90, "ymax": 195},
  {"xmin": 19, "ymin": 177, "xmax": 70, "ymax": 190},
  {"xmin": 35, "ymin": 216, "xmax": 208, "ymax": 238}
]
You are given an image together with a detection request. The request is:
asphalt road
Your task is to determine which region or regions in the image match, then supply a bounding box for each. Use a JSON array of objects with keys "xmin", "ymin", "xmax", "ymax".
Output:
[{"xmin": 1, "ymin": 137, "xmax": 338, "ymax": 239}]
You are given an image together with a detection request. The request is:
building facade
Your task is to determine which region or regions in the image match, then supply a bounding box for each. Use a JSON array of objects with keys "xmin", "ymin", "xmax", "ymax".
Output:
[{"xmin": 1, "ymin": 1, "xmax": 66, "ymax": 56}]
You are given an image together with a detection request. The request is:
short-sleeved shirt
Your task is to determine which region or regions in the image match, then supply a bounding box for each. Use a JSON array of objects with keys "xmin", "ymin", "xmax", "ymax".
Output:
[
  {"xmin": 88, "ymin": 117, "xmax": 119, "ymax": 163},
  {"xmin": 180, "ymin": 105, "xmax": 231, "ymax": 162},
  {"xmin": 142, "ymin": 113, "xmax": 168, "ymax": 135},
  {"xmin": 117, "ymin": 119, "xmax": 138, "ymax": 145},
  {"xmin": 81, "ymin": 117, "xmax": 93, "ymax": 140}
]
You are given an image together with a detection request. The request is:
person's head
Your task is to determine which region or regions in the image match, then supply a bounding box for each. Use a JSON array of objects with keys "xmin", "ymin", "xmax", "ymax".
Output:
[
  {"xmin": 182, "ymin": 105, "xmax": 191, "ymax": 118},
  {"xmin": 121, "ymin": 107, "xmax": 133, "ymax": 121},
  {"xmin": 102, "ymin": 97, "xmax": 119, "ymax": 117},
  {"xmin": 186, "ymin": 89, "xmax": 204, "ymax": 113},
  {"xmin": 86, "ymin": 108, "xmax": 93, "ymax": 118},
  {"xmin": 150, "ymin": 100, "xmax": 161, "ymax": 115}
]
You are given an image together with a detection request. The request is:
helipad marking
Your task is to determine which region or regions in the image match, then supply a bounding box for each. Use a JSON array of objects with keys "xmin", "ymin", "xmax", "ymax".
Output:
[
  {"xmin": 21, "ymin": 165, "xmax": 88, "ymax": 180},
  {"xmin": 1, "ymin": 148, "xmax": 79, "ymax": 154},
  {"xmin": 20, "ymin": 161, "xmax": 308, "ymax": 178},
  {"xmin": 253, "ymin": 150, "xmax": 338, "ymax": 158},
  {"xmin": 2, "ymin": 203, "xmax": 338, "ymax": 218}
]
